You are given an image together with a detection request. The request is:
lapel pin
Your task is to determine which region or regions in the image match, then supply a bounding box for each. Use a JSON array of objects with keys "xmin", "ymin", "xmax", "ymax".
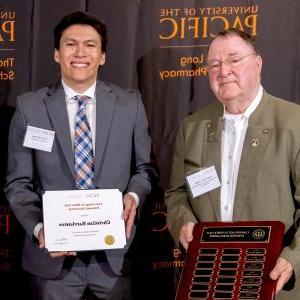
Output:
[
  {"xmin": 251, "ymin": 138, "xmax": 259, "ymax": 147},
  {"xmin": 263, "ymin": 129, "xmax": 269, "ymax": 134},
  {"xmin": 207, "ymin": 132, "xmax": 215, "ymax": 142}
]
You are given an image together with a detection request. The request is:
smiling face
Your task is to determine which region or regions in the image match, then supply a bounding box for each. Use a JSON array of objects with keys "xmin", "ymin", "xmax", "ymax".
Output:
[
  {"xmin": 54, "ymin": 24, "xmax": 105, "ymax": 93},
  {"xmin": 207, "ymin": 34, "xmax": 262, "ymax": 112}
]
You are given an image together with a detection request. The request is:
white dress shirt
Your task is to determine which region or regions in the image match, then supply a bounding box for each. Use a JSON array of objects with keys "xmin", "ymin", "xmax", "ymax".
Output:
[
  {"xmin": 34, "ymin": 80, "xmax": 139, "ymax": 238},
  {"xmin": 62, "ymin": 80, "xmax": 97, "ymax": 150},
  {"xmin": 220, "ymin": 85, "xmax": 263, "ymax": 221}
]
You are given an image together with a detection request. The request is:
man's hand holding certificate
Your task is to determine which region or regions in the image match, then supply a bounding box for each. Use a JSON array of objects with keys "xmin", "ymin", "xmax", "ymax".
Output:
[{"xmin": 42, "ymin": 189, "xmax": 126, "ymax": 252}]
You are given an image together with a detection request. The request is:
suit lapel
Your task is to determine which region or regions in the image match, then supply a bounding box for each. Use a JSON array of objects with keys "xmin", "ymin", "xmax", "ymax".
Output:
[
  {"xmin": 94, "ymin": 82, "xmax": 117, "ymax": 179},
  {"xmin": 233, "ymin": 93, "xmax": 273, "ymax": 219},
  {"xmin": 43, "ymin": 82, "xmax": 75, "ymax": 179},
  {"xmin": 204, "ymin": 117, "xmax": 223, "ymax": 221},
  {"xmin": 201, "ymin": 103, "xmax": 223, "ymax": 221}
]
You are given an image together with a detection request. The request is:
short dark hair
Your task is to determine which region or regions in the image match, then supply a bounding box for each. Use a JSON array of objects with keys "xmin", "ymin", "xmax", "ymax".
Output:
[
  {"xmin": 210, "ymin": 27, "xmax": 258, "ymax": 54},
  {"xmin": 54, "ymin": 11, "xmax": 107, "ymax": 52}
]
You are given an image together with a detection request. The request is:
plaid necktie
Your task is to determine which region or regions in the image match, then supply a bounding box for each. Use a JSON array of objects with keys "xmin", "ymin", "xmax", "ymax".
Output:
[{"xmin": 74, "ymin": 95, "xmax": 95, "ymax": 189}]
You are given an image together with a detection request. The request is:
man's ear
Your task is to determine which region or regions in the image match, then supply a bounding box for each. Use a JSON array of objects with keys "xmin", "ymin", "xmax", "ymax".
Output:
[
  {"xmin": 99, "ymin": 52, "xmax": 105, "ymax": 66},
  {"xmin": 255, "ymin": 54, "xmax": 262, "ymax": 74},
  {"xmin": 54, "ymin": 49, "xmax": 60, "ymax": 63}
]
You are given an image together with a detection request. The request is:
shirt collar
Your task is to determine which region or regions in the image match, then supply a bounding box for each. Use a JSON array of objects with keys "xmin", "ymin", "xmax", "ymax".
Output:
[
  {"xmin": 62, "ymin": 79, "xmax": 96, "ymax": 102},
  {"xmin": 223, "ymin": 84, "xmax": 263, "ymax": 120}
]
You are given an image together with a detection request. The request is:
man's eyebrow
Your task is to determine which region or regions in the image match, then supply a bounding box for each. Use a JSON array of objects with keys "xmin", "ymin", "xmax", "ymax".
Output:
[
  {"xmin": 227, "ymin": 52, "xmax": 240, "ymax": 57},
  {"xmin": 62, "ymin": 37, "xmax": 99, "ymax": 43},
  {"xmin": 61, "ymin": 37, "xmax": 76, "ymax": 42},
  {"xmin": 84, "ymin": 39, "xmax": 98, "ymax": 43},
  {"xmin": 207, "ymin": 52, "xmax": 240, "ymax": 61}
]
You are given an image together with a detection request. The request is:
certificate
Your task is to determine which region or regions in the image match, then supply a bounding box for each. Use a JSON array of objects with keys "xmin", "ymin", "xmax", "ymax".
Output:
[{"xmin": 42, "ymin": 189, "xmax": 126, "ymax": 252}]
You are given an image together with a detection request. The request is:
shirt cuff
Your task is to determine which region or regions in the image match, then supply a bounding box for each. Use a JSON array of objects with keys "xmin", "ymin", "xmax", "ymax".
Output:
[
  {"xmin": 33, "ymin": 222, "xmax": 44, "ymax": 239},
  {"xmin": 127, "ymin": 192, "xmax": 139, "ymax": 206}
]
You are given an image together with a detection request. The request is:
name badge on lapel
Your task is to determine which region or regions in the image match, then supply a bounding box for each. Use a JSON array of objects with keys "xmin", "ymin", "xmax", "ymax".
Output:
[
  {"xmin": 185, "ymin": 166, "xmax": 221, "ymax": 198},
  {"xmin": 23, "ymin": 125, "xmax": 55, "ymax": 152}
]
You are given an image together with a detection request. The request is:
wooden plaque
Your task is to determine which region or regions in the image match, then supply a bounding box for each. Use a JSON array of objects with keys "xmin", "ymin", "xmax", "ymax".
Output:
[{"xmin": 176, "ymin": 221, "xmax": 285, "ymax": 300}]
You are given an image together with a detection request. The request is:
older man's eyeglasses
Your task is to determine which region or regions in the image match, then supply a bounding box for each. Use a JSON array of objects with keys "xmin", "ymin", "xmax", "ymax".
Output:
[{"xmin": 207, "ymin": 53, "xmax": 256, "ymax": 73}]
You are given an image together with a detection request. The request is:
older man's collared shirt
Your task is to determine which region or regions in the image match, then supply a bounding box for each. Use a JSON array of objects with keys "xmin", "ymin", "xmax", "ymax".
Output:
[{"xmin": 220, "ymin": 85, "xmax": 263, "ymax": 221}]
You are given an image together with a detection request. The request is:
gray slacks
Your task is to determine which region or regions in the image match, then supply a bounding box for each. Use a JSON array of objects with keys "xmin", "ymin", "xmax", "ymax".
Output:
[{"xmin": 31, "ymin": 252, "xmax": 132, "ymax": 300}]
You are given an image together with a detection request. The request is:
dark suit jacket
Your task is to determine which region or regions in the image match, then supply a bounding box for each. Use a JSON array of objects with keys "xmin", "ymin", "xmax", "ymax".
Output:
[
  {"xmin": 5, "ymin": 80, "xmax": 153, "ymax": 279},
  {"xmin": 165, "ymin": 92, "xmax": 300, "ymax": 298}
]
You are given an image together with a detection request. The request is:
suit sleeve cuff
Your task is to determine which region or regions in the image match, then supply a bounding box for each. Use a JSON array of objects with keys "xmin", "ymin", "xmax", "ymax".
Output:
[
  {"xmin": 33, "ymin": 222, "xmax": 44, "ymax": 239},
  {"xmin": 127, "ymin": 192, "xmax": 139, "ymax": 206}
]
